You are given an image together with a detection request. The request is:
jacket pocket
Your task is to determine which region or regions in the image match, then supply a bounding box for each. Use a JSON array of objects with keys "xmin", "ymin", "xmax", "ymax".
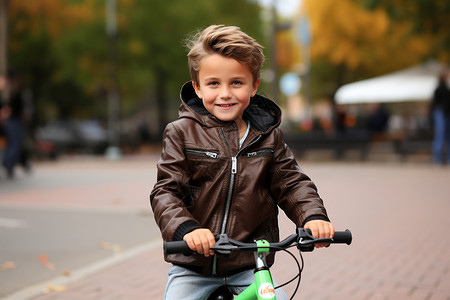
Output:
[
  {"xmin": 186, "ymin": 148, "xmax": 219, "ymax": 159},
  {"xmin": 243, "ymin": 148, "xmax": 274, "ymax": 158},
  {"xmin": 185, "ymin": 148, "xmax": 221, "ymax": 185}
]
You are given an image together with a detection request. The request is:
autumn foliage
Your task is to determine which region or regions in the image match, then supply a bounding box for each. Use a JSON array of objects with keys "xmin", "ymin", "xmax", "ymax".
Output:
[
  {"xmin": 300, "ymin": 0, "xmax": 432, "ymax": 75},
  {"xmin": 9, "ymin": 1, "xmax": 99, "ymax": 38},
  {"xmin": 4, "ymin": 0, "xmax": 449, "ymax": 127}
]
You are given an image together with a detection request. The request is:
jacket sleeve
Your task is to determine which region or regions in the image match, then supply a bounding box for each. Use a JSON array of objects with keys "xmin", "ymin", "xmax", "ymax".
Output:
[
  {"xmin": 150, "ymin": 122, "xmax": 201, "ymax": 241},
  {"xmin": 269, "ymin": 128, "xmax": 329, "ymax": 227}
]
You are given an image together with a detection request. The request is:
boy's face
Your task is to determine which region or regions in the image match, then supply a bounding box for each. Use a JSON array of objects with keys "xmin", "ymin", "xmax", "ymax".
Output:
[{"xmin": 193, "ymin": 54, "xmax": 259, "ymax": 126}]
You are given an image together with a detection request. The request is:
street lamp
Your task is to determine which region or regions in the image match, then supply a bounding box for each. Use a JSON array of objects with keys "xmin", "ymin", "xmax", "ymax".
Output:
[{"xmin": 105, "ymin": 0, "xmax": 121, "ymax": 159}]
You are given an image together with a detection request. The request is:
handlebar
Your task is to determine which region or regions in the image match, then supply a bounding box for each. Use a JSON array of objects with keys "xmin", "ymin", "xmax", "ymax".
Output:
[{"xmin": 164, "ymin": 228, "xmax": 352, "ymax": 256}]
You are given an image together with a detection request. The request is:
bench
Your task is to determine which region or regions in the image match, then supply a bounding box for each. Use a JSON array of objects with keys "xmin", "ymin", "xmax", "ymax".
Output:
[{"xmin": 284, "ymin": 130, "xmax": 372, "ymax": 160}]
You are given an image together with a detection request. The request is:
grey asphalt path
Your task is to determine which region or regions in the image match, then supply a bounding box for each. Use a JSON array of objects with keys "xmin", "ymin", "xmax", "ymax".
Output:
[
  {"xmin": 0, "ymin": 155, "xmax": 161, "ymax": 299},
  {"xmin": 0, "ymin": 206, "xmax": 158, "ymax": 297},
  {"xmin": 1, "ymin": 154, "xmax": 449, "ymax": 299}
]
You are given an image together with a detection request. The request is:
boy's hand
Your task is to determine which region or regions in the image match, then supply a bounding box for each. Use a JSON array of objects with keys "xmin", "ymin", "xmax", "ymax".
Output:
[
  {"xmin": 304, "ymin": 220, "xmax": 335, "ymax": 248},
  {"xmin": 183, "ymin": 228, "xmax": 215, "ymax": 257}
]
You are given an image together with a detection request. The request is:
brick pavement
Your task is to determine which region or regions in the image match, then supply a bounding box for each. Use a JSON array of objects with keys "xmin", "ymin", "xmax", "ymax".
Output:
[{"xmin": 1, "ymin": 155, "xmax": 449, "ymax": 300}]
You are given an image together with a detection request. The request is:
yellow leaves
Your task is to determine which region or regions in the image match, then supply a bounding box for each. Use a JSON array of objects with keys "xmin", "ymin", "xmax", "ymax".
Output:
[
  {"xmin": 300, "ymin": 0, "xmax": 431, "ymax": 73},
  {"xmin": 330, "ymin": 41, "xmax": 358, "ymax": 69},
  {"xmin": 128, "ymin": 40, "xmax": 145, "ymax": 56},
  {"xmin": 9, "ymin": 1, "xmax": 139, "ymax": 39},
  {"xmin": 303, "ymin": 0, "xmax": 389, "ymax": 69},
  {"xmin": 437, "ymin": 51, "xmax": 450, "ymax": 64},
  {"xmin": 45, "ymin": 283, "xmax": 67, "ymax": 293},
  {"xmin": 276, "ymin": 30, "xmax": 301, "ymax": 67},
  {"xmin": 10, "ymin": 1, "xmax": 62, "ymax": 17},
  {"xmin": 10, "ymin": 0, "xmax": 98, "ymax": 38},
  {"xmin": 37, "ymin": 255, "xmax": 69, "ymax": 294},
  {"xmin": 368, "ymin": 9, "xmax": 389, "ymax": 39},
  {"xmin": 63, "ymin": 3, "xmax": 98, "ymax": 26}
]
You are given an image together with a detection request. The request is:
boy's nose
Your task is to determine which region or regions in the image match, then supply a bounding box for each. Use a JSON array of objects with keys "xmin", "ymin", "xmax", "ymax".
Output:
[{"xmin": 219, "ymin": 86, "xmax": 232, "ymax": 99}]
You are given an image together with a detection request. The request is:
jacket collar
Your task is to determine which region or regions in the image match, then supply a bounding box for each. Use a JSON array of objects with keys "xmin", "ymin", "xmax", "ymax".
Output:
[{"xmin": 179, "ymin": 81, "xmax": 281, "ymax": 134}]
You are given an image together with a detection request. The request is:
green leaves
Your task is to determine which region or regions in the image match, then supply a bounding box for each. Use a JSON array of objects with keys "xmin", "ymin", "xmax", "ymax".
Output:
[{"xmin": 8, "ymin": 0, "xmax": 265, "ymax": 134}]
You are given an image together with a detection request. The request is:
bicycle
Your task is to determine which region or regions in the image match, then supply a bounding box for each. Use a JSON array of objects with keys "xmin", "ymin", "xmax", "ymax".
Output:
[{"xmin": 164, "ymin": 228, "xmax": 352, "ymax": 299}]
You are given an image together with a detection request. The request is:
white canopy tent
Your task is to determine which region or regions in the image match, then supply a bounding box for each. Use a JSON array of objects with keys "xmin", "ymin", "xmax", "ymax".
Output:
[{"xmin": 335, "ymin": 60, "xmax": 448, "ymax": 105}]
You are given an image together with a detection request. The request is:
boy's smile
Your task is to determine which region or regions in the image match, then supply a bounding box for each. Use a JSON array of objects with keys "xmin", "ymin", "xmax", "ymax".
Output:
[{"xmin": 193, "ymin": 54, "xmax": 259, "ymax": 135}]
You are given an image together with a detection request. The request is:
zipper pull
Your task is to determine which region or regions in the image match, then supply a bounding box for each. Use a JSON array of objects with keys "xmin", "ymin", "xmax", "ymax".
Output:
[
  {"xmin": 231, "ymin": 156, "xmax": 237, "ymax": 174},
  {"xmin": 205, "ymin": 152, "xmax": 218, "ymax": 159}
]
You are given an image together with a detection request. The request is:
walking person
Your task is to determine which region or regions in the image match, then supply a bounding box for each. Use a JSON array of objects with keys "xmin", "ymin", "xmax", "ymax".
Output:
[
  {"xmin": 430, "ymin": 69, "xmax": 450, "ymax": 165},
  {"xmin": 1, "ymin": 72, "xmax": 25, "ymax": 178}
]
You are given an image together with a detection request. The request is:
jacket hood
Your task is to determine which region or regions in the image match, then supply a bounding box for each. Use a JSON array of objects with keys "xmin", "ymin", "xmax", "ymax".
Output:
[{"xmin": 179, "ymin": 81, "xmax": 282, "ymax": 133}]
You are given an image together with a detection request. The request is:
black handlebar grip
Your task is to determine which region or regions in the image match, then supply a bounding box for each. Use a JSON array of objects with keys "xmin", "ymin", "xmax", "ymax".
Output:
[
  {"xmin": 332, "ymin": 230, "xmax": 352, "ymax": 245},
  {"xmin": 164, "ymin": 241, "xmax": 193, "ymax": 256}
]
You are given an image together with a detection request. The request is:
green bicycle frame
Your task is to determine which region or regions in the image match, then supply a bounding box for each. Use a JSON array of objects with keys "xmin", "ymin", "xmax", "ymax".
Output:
[{"xmin": 235, "ymin": 240, "xmax": 277, "ymax": 300}]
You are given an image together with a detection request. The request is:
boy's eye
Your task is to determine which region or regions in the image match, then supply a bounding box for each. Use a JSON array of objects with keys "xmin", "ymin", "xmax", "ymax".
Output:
[
  {"xmin": 207, "ymin": 81, "xmax": 219, "ymax": 86},
  {"xmin": 231, "ymin": 81, "xmax": 243, "ymax": 86}
]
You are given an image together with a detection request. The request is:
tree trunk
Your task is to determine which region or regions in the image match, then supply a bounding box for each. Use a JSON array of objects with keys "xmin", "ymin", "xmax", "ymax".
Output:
[{"xmin": 0, "ymin": 0, "xmax": 9, "ymax": 103}]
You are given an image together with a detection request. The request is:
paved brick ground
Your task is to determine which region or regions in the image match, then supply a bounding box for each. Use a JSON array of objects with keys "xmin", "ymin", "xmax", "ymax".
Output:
[{"xmin": 1, "ymin": 154, "xmax": 449, "ymax": 300}]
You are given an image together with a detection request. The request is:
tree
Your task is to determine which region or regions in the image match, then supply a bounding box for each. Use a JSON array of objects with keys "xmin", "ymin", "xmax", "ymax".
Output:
[
  {"xmin": 117, "ymin": 0, "xmax": 265, "ymax": 137},
  {"xmin": 363, "ymin": 0, "xmax": 450, "ymax": 62},
  {"xmin": 7, "ymin": 0, "xmax": 265, "ymax": 139},
  {"xmin": 297, "ymin": 0, "xmax": 433, "ymax": 99},
  {"xmin": 302, "ymin": 0, "xmax": 430, "ymax": 74},
  {"xmin": 8, "ymin": 0, "xmax": 104, "ymax": 123}
]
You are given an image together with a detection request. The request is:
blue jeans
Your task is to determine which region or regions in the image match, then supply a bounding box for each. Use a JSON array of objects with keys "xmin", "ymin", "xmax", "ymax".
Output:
[
  {"xmin": 432, "ymin": 108, "xmax": 450, "ymax": 164},
  {"xmin": 2, "ymin": 118, "xmax": 23, "ymax": 174},
  {"xmin": 165, "ymin": 264, "xmax": 287, "ymax": 300}
]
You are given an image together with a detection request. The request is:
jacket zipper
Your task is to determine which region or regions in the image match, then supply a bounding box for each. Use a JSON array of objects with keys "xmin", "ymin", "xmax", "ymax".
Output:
[
  {"xmin": 185, "ymin": 148, "xmax": 219, "ymax": 159},
  {"xmin": 219, "ymin": 156, "xmax": 237, "ymax": 235},
  {"xmin": 244, "ymin": 148, "xmax": 274, "ymax": 157},
  {"xmin": 212, "ymin": 129, "xmax": 261, "ymax": 275}
]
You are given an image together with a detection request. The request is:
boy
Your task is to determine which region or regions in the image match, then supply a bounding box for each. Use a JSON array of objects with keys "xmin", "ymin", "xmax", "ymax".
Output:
[{"xmin": 150, "ymin": 25, "xmax": 334, "ymax": 300}]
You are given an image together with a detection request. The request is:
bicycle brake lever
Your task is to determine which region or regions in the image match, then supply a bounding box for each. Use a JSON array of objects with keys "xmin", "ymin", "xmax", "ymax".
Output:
[
  {"xmin": 297, "ymin": 228, "xmax": 314, "ymax": 241},
  {"xmin": 211, "ymin": 234, "xmax": 238, "ymax": 256},
  {"xmin": 299, "ymin": 237, "xmax": 334, "ymax": 245},
  {"xmin": 297, "ymin": 228, "xmax": 333, "ymax": 252}
]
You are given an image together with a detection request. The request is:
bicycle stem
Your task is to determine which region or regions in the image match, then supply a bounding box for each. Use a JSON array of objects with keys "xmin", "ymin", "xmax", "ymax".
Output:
[
  {"xmin": 255, "ymin": 240, "xmax": 270, "ymax": 268},
  {"xmin": 235, "ymin": 240, "xmax": 276, "ymax": 300},
  {"xmin": 254, "ymin": 240, "xmax": 276, "ymax": 300}
]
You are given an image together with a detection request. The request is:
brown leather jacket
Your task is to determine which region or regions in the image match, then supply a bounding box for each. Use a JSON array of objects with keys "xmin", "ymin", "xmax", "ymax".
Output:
[{"xmin": 150, "ymin": 82, "xmax": 329, "ymax": 276}]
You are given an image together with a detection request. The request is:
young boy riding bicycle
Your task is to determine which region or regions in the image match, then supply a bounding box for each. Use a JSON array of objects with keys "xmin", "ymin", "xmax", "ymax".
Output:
[{"xmin": 150, "ymin": 25, "xmax": 335, "ymax": 300}]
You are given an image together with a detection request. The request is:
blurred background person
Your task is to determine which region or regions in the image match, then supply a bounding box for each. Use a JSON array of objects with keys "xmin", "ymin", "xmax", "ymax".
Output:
[
  {"xmin": 367, "ymin": 103, "xmax": 390, "ymax": 135},
  {"xmin": 0, "ymin": 75, "xmax": 6, "ymax": 162},
  {"xmin": 1, "ymin": 71, "xmax": 26, "ymax": 179},
  {"xmin": 334, "ymin": 104, "xmax": 348, "ymax": 134},
  {"xmin": 430, "ymin": 69, "xmax": 450, "ymax": 166}
]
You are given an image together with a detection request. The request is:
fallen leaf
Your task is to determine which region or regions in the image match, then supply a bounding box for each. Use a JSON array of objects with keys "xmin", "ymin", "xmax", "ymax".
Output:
[
  {"xmin": 0, "ymin": 261, "xmax": 16, "ymax": 271},
  {"xmin": 39, "ymin": 254, "xmax": 55, "ymax": 270},
  {"xmin": 99, "ymin": 242, "xmax": 112, "ymax": 249},
  {"xmin": 111, "ymin": 244, "xmax": 122, "ymax": 253},
  {"xmin": 46, "ymin": 283, "xmax": 67, "ymax": 292},
  {"xmin": 99, "ymin": 242, "xmax": 122, "ymax": 253},
  {"xmin": 39, "ymin": 254, "xmax": 48, "ymax": 262}
]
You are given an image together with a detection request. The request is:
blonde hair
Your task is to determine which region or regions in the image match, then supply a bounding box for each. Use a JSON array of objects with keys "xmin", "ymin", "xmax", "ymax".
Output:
[{"xmin": 186, "ymin": 25, "xmax": 264, "ymax": 86}]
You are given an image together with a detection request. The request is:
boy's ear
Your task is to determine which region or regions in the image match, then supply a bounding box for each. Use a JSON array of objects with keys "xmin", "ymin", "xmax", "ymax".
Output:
[
  {"xmin": 251, "ymin": 79, "xmax": 260, "ymax": 97},
  {"xmin": 192, "ymin": 81, "xmax": 202, "ymax": 99}
]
